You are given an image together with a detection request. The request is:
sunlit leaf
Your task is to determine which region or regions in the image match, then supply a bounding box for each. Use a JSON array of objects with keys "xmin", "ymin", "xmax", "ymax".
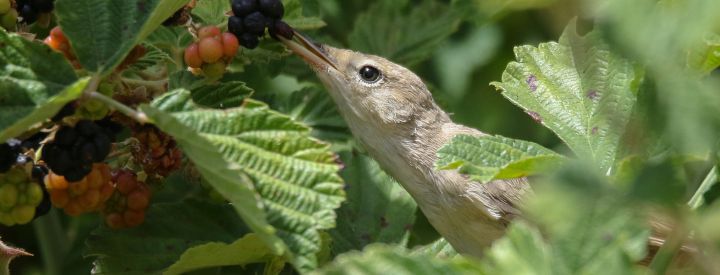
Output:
[
  {"xmin": 492, "ymin": 23, "xmax": 639, "ymax": 172},
  {"xmin": 331, "ymin": 152, "xmax": 417, "ymax": 255},
  {"xmin": 311, "ymin": 245, "xmax": 484, "ymax": 275},
  {"xmin": 436, "ymin": 135, "xmax": 564, "ymax": 183},
  {"xmin": 164, "ymin": 233, "xmax": 273, "ymax": 275},
  {"xmin": 55, "ymin": 0, "xmax": 189, "ymax": 74},
  {"xmin": 150, "ymin": 90, "xmax": 345, "ymax": 271}
]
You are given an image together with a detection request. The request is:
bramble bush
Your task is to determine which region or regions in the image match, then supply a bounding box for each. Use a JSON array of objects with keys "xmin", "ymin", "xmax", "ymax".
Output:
[{"xmin": 1, "ymin": 0, "xmax": 719, "ymax": 274}]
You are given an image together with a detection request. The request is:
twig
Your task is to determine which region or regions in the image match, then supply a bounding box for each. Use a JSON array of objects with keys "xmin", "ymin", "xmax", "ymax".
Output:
[{"xmin": 87, "ymin": 91, "xmax": 149, "ymax": 124}]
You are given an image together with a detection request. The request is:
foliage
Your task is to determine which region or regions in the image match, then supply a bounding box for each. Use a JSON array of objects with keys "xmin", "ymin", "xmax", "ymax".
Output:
[{"xmin": 1, "ymin": 0, "xmax": 720, "ymax": 274}]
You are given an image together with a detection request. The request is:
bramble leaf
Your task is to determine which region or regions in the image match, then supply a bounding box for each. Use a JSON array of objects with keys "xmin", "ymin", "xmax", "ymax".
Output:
[
  {"xmin": 492, "ymin": 23, "xmax": 639, "ymax": 172},
  {"xmin": 86, "ymin": 200, "xmax": 261, "ymax": 274},
  {"xmin": 0, "ymin": 29, "xmax": 84, "ymax": 141},
  {"xmin": 149, "ymin": 90, "xmax": 345, "ymax": 272},
  {"xmin": 311, "ymin": 245, "xmax": 484, "ymax": 275},
  {"xmin": 164, "ymin": 234, "xmax": 274, "ymax": 275},
  {"xmin": 348, "ymin": 0, "xmax": 462, "ymax": 66},
  {"xmin": 331, "ymin": 152, "xmax": 417, "ymax": 255},
  {"xmin": 436, "ymin": 135, "xmax": 564, "ymax": 183},
  {"xmin": 55, "ymin": 0, "xmax": 189, "ymax": 75}
]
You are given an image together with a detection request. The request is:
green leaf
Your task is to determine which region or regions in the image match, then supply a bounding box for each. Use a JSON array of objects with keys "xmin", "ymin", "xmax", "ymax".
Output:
[
  {"xmin": 436, "ymin": 135, "xmax": 564, "ymax": 183},
  {"xmin": 0, "ymin": 78, "xmax": 88, "ymax": 142},
  {"xmin": 150, "ymin": 90, "xmax": 345, "ymax": 271},
  {"xmin": 412, "ymin": 238, "xmax": 458, "ymax": 259},
  {"xmin": 688, "ymin": 33, "xmax": 720, "ymax": 75},
  {"xmin": 164, "ymin": 233, "xmax": 273, "ymax": 275},
  {"xmin": 190, "ymin": 81, "xmax": 254, "ymax": 109},
  {"xmin": 126, "ymin": 43, "xmax": 174, "ymax": 72},
  {"xmin": 191, "ymin": 0, "xmax": 229, "ymax": 26},
  {"xmin": 0, "ymin": 29, "xmax": 83, "ymax": 141},
  {"xmin": 452, "ymin": 0, "xmax": 557, "ymax": 22},
  {"xmin": 348, "ymin": 0, "xmax": 463, "ymax": 66},
  {"xmin": 86, "ymin": 200, "xmax": 260, "ymax": 274},
  {"xmin": 481, "ymin": 222, "xmax": 554, "ymax": 275},
  {"xmin": 55, "ymin": 0, "xmax": 189, "ymax": 74},
  {"xmin": 311, "ymin": 245, "xmax": 484, "ymax": 275},
  {"xmin": 491, "ymin": 23, "xmax": 639, "ymax": 172},
  {"xmin": 140, "ymin": 104, "xmax": 284, "ymax": 254},
  {"xmin": 283, "ymin": 0, "xmax": 326, "ymax": 30},
  {"xmin": 331, "ymin": 152, "xmax": 417, "ymax": 255},
  {"xmin": 272, "ymin": 86, "xmax": 350, "ymax": 141}
]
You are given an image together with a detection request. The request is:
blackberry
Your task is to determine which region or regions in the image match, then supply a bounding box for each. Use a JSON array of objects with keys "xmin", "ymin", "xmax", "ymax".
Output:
[
  {"xmin": 41, "ymin": 120, "xmax": 113, "ymax": 181},
  {"xmin": 258, "ymin": 0, "xmax": 283, "ymax": 19},
  {"xmin": 0, "ymin": 141, "xmax": 20, "ymax": 173},
  {"xmin": 16, "ymin": 0, "xmax": 55, "ymax": 24},
  {"xmin": 239, "ymin": 33, "xmax": 259, "ymax": 49},
  {"xmin": 232, "ymin": 0, "xmax": 257, "ymax": 17},
  {"xmin": 228, "ymin": 0, "xmax": 290, "ymax": 49},
  {"xmin": 228, "ymin": 16, "xmax": 244, "ymax": 36},
  {"xmin": 243, "ymin": 12, "xmax": 267, "ymax": 35}
]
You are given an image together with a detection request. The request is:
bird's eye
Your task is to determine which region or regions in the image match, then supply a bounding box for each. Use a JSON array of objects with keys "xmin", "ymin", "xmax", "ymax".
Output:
[{"xmin": 359, "ymin": 66, "xmax": 381, "ymax": 83}]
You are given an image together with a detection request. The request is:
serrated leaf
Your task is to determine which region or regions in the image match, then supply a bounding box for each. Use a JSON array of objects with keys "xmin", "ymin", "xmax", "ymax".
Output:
[
  {"xmin": 164, "ymin": 233, "xmax": 273, "ymax": 275},
  {"xmin": 86, "ymin": 200, "xmax": 260, "ymax": 274},
  {"xmin": 283, "ymin": 0, "xmax": 326, "ymax": 30},
  {"xmin": 141, "ymin": 104, "xmax": 284, "ymax": 254},
  {"xmin": 272, "ymin": 87, "xmax": 350, "ymax": 141},
  {"xmin": 0, "ymin": 78, "xmax": 89, "ymax": 142},
  {"xmin": 126, "ymin": 44, "xmax": 174, "ymax": 72},
  {"xmin": 191, "ymin": 81, "xmax": 254, "ymax": 109},
  {"xmin": 310, "ymin": 245, "xmax": 484, "ymax": 275},
  {"xmin": 191, "ymin": 0, "xmax": 229, "ymax": 26},
  {"xmin": 168, "ymin": 70, "xmax": 205, "ymax": 91},
  {"xmin": 412, "ymin": 238, "xmax": 458, "ymax": 259},
  {"xmin": 55, "ymin": 0, "xmax": 189, "ymax": 74},
  {"xmin": 348, "ymin": 0, "xmax": 462, "ymax": 66},
  {"xmin": 436, "ymin": 135, "xmax": 564, "ymax": 183},
  {"xmin": 491, "ymin": 23, "xmax": 638, "ymax": 172},
  {"xmin": 150, "ymin": 90, "xmax": 345, "ymax": 271},
  {"xmin": 688, "ymin": 33, "xmax": 720, "ymax": 75},
  {"xmin": 481, "ymin": 222, "xmax": 553, "ymax": 275},
  {"xmin": 0, "ymin": 29, "xmax": 82, "ymax": 141},
  {"xmin": 331, "ymin": 152, "xmax": 417, "ymax": 255}
]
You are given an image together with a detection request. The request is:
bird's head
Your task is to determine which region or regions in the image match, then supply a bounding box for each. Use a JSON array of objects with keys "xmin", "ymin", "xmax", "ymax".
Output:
[{"xmin": 280, "ymin": 33, "xmax": 447, "ymax": 137}]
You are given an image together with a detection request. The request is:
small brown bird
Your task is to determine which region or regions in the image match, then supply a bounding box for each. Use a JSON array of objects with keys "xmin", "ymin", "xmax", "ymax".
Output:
[{"xmin": 280, "ymin": 33, "xmax": 531, "ymax": 257}]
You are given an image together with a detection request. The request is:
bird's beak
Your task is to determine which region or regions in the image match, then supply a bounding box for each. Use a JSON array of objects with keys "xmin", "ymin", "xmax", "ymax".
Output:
[{"xmin": 278, "ymin": 31, "xmax": 339, "ymax": 71}]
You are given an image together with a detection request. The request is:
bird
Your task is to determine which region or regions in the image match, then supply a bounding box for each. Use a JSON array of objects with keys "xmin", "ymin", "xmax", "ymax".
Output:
[{"xmin": 278, "ymin": 33, "xmax": 532, "ymax": 257}]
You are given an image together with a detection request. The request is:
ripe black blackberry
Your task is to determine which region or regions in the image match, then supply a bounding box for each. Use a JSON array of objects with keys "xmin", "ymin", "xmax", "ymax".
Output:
[
  {"xmin": 0, "ymin": 140, "xmax": 22, "ymax": 173},
  {"xmin": 41, "ymin": 120, "xmax": 113, "ymax": 182},
  {"xmin": 16, "ymin": 0, "xmax": 55, "ymax": 24},
  {"xmin": 227, "ymin": 0, "xmax": 292, "ymax": 49}
]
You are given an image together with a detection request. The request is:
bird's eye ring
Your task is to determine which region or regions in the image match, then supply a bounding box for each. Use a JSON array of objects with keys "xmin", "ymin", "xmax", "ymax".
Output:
[{"xmin": 359, "ymin": 66, "xmax": 381, "ymax": 83}]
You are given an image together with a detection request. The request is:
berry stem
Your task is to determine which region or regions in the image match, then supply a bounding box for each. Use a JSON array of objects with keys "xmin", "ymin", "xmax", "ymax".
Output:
[
  {"xmin": 121, "ymin": 77, "xmax": 167, "ymax": 93},
  {"xmin": 87, "ymin": 91, "xmax": 149, "ymax": 124},
  {"xmin": 32, "ymin": 211, "xmax": 68, "ymax": 275}
]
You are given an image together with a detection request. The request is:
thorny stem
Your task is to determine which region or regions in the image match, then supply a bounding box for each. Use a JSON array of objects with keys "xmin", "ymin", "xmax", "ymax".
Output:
[
  {"xmin": 688, "ymin": 166, "xmax": 718, "ymax": 209},
  {"xmin": 87, "ymin": 91, "xmax": 149, "ymax": 124}
]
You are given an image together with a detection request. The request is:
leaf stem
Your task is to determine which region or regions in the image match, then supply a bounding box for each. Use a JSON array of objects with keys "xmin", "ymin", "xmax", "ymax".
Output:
[
  {"xmin": 33, "ymin": 210, "xmax": 68, "ymax": 275},
  {"xmin": 648, "ymin": 224, "xmax": 686, "ymax": 274},
  {"xmin": 688, "ymin": 166, "xmax": 718, "ymax": 209},
  {"xmin": 87, "ymin": 91, "xmax": 149, "ymax": 124}
]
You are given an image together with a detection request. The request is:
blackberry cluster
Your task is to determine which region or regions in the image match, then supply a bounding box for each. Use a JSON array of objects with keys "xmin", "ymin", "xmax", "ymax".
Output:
[
  {"xmin": 0, "ymin": 166, "xmax": 44, "ymax": 226},
  {"xmin": 102, "ymin": 169, "xmax": 151, "ymax": 229},
  {"xmin": 0, "ymin": 0, "xmax": 17, "ymax": 30},
  {"xmin": 42, "ymin": 120, "xmax": 113, "ymax": 182},
  {"xmin": 227, "ymin": 0, "xmax": 293, "ymax": 49},
  {"xmin": 184, "ymin": 26, "xmax": 239, "ymax": 78},
  {"xmin": 16, "ymin": 0, "xmax": 54, "ymax": 24},
  {"xmin": 0, "ymin": 140, "xmax": 21, "ymax": 173},
  {"xmin": 45, "ymin": 163, "xmax": 114, "ymax": 216}
]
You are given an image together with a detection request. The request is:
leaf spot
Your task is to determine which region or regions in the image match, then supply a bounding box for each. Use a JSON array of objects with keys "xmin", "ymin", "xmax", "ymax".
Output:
[
  {"xmin": 587, "ymin": 90, "xmax": 599, "ymax": 100},
  {"xmin": 526, "ymin": 75, "xmax": 538, "ymax": 92}
]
